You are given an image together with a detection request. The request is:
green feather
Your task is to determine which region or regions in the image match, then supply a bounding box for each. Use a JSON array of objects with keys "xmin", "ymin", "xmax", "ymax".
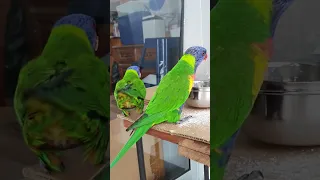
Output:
[
  {"xmin": 211, "ymin": 0, "xmax": 272, "ymax": 150},
  {"xmin": 114, "ymin": 69, "xmax": 146, "ymax": 116},
  {"xmin": 211, "ymin": 1, "xmax": 272, "ymax": 179},
  {"xmin": 14, "ymin": 25, "xmax": 109, "ymax": 172},
  {"xmin": 110, "ymin": 54, "xmax": 196, "ymax": 168}
]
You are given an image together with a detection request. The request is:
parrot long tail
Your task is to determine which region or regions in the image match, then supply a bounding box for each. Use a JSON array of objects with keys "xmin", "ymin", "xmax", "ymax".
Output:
[
  {"xmin": 110, "ymin": 123, "xmax": 152, "ymax": 168},
  {"xmin": 211, "ymin": 151, "xmax": 226, "ymax": 180},
  {"xmin": 212, "ymin": 130, "xmax": 240, "ymax": 180}
]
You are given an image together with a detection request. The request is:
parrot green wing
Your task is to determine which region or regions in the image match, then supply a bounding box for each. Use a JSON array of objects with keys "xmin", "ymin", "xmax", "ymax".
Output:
[
  {"xmin": 145, "ymin": 55, "xmax": 195, "ymax": 115},
  {"xmin": 126, "ymin": 78, "xmax": 146, "ymax": 100},
  {"xmin": 126, "ymin": 54, "xmax": 195, "ymax": 131},
  {"xmin": 13, "ymin": 25, "xmax": 110, "ymax": 172},
  {"xmin": 14, "ymin": 57, "xmax": 46, "ymax": 126},
  {"xmin": 13, "ymin": 54, "xmax": 110, "ymax": 171},
  {"xmin": 114, "ymin": 75, "xmax": 146, "ymax": 101},
  {"xmin": 14, "ymin": 25, "xmax": 110, "ymax": 126},
  {"xmin": 15, "ymin": 54, "xmax": 109, "ymax": 123},
  {"xmin": 114, "ymin": 71, "xmax": 146, "ymax": 116},
  {"xmin": 211, "ymin": 0, "xmax": 272, "ymax": 149}
]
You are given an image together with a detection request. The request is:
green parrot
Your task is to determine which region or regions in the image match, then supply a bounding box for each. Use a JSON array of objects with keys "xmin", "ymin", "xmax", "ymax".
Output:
[
  {"xmin": 211, "ymin": 0, "xmax": 295, "ymax": 179},
  {"xmin": 13, "ymin": 14, "xmax": 109, "ymax": 173},
  {"xmin": 114, "ymin": 65, "xmax": 146, "ymax": 117},
  {"xmin": 110, "ymin": 46, "xmax": 207, "ymax": 168}
]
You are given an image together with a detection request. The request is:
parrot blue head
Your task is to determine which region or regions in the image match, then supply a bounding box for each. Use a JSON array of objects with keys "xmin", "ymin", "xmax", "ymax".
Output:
[
  {"xmin": 53, "ymin": 13, "xmax": 97, "ymax": 50},
  {"xmin": 271, "ymin": 0, "xmax": 295, "ymax": 37},
  {"xmin": 184, "ymin": 46, "xmax": 207, "ymax": 71},
  {"xmin": 127, "ymin": 66, "xmax": 141, "ymax": 78}
]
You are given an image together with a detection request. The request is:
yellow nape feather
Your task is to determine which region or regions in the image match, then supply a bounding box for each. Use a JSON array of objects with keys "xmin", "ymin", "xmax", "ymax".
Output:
[
  {"xmin": 188, "ymin": 75, "xmax": 194, "ymax": 93},
  {"xmin": 49, "ymin": 25, "xmax": 92, "ymax": 49},
  {"xmin": 125, "ymin": 69, "xmax": 139, "ymax": 76},
  {"xmin": 251, "ymin": 45, "xmax": 268, "ymax": 104},
  {"xmin": 246, "ymin": 0, "xmax": 272, "ymax": 24},
  {"xmin": 181, "ymin": 54, "xmax": 196, "ymax": 68}
]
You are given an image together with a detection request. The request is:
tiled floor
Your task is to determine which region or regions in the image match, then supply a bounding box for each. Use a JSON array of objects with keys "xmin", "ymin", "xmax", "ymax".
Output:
[{"xmin": 225, "ymin": 131, "xmax": 320, "ymax": 180}]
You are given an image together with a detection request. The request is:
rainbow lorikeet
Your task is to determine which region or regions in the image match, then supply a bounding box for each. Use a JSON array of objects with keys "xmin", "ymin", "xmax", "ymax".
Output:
[
  {"xmin": 14, "ymin": 14, "xmax": 109, "ymax": 173},
  {"xmin": 211, "ymin": 0, "xmax": 295, "ymax": 179},
  {"xmin": 114, "ymin": 65, "xmax": 146, "ymax": 117},
  {"xmin": 110, "ymin": 46, "xmax": 207, "ymax": 169}
]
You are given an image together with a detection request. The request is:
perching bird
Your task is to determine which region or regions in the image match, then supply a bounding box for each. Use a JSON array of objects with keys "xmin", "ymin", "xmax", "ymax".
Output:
[
  {"xmin": 13, "ymin": 14, "xmax": 109, "ymax": 173},
  {"xmin": 110, "ymin": 46, "xmax": 207, "ymax": 168},
  {"xmin": 211, "ymin": 0, "xmax": 295, "ymax": 179},
  {"xmin": 114, "ymin": 65, "xmax": 146, "ymax": 117}
]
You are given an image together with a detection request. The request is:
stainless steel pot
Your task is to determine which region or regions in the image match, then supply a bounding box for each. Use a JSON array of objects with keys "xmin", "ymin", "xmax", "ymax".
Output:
[
  {"xmin": 243, "ymin": 62, "xmax": 320, "ymax": 146},
  {"xmin": 186, "ymin": 80, "xmax": 210, "ymax": 108}
]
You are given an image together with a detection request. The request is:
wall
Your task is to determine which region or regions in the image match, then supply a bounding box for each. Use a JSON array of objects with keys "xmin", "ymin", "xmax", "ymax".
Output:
[
  {"xmin": 273, "ymin": 0, "xmax": 320, "ymax": 62},
  {"xmin": 110, "ymin": 0, "xmax": 120, "ymax": 12},
  {"xmin": 183, "ymin": 0, "xmax": 210, "ymax": 81}
]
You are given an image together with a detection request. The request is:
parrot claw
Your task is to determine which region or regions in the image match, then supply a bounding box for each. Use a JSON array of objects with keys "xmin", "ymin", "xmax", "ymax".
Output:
[
  {"xmin": 39, "ymin": 160, "xmax": 49, "ymax": 173},
  {"xmin": 129, "ymin": 130, "xmax": 134, "ymax": 136},
  {"xmin": 122, "ymin": 111, "xmax": 130, "ymax": 117},
  {"xmin": 39, "ymin": 159, "xmax": 65, "ymax": 173},
  {"xmin": 237, "ymin": 170, "xmax": 264, "ymax": 180},
  {"xmin": 176, "ymin": 115, "xmax": 194, "ymax": 124}
]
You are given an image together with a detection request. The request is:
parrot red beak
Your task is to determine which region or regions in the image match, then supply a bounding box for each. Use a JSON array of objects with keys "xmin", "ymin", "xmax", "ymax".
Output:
[{"xmin": 204, "ymin": 54, "xmax": 207, "ymax": 61}]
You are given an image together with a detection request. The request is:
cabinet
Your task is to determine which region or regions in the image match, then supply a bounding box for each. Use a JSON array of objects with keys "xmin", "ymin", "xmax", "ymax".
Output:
[{"xmin": 111, "ymin": 44, "xmax": 156, "ymax": 79}]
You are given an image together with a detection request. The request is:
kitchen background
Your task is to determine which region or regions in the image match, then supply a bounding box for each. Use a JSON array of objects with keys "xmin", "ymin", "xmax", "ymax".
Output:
[
  {"xmin": 0, "ymin": 0, "xmax": 319, "ymax": 179},
  {"xmin": 273, "ymin": 0, "xmax": 320, "ymax": 62},
  {"xmin": 109, "ymin": 0, "xmax": 210, "ymax": 94},
  {"xmin": 109, "ymin": 0, "xmax": 210, "ymax": 179}
]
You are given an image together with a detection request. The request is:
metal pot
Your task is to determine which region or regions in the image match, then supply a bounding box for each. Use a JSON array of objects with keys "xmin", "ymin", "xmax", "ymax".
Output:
[
  {"xmin": 243, "ymin": 62, "xmax": 320, "ymax": 146},
  {"xmin": 265, "ymin": 61, "xmax": 320, "ymax": 82},
  {"xmin": 186, "ymin": 80, "xmax": 210, "ymax": 108}
]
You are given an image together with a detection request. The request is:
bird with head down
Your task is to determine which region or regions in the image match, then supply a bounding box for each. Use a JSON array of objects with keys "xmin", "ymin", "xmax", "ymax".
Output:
[{"xmin": 114, "ymin": 64, "xmax": 146, "ymax": 117}]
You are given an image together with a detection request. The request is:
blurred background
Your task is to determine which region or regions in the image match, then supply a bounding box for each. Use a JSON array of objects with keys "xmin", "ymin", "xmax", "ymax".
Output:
[
  {"xmin": 109, "ymin": 0, "xmax": 210, "ymax": 180},
  {"xmin": 0, "ymin": 0, "xmax": 109, "ymax": 179}
]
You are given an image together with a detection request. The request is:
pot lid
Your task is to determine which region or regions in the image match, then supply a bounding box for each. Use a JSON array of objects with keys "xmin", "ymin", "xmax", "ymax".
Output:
[{"xmin": 265, "ymin": 61, "xmax": 320, "ymax": 83}]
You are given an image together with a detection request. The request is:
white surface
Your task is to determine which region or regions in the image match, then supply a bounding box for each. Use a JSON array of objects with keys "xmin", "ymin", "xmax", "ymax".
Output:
[
  {"xmin": 142, "ymin": 74, "xmax": 157, "ymax": 85},
  {"xmin": 147, "ymin": 0, "xmax": 182, "ymax": 29},
  {"xmin": 110, "ymin": 0, "xmax": 120, "ymax": 11},
  {"xmin": 148, "ymin": 0, "xmax": 180, "ymax": 16},
  {"xmin": 183, "ymin": 0, "xmax": 210, "ymax": 81},
  {"xmin": 116, "ymin": 1, "xmax": 147, "ymax": 17},
  {"xmin": 170, "ymin": 27, "xmax": 180, "ymax": 37},
  {"xmin": 272, "ymin": 0, "xmax": 320, "ymax": 61},
  {"xmin": 142, "ymin": 15, "xmax": 166, "ymax": 42}
]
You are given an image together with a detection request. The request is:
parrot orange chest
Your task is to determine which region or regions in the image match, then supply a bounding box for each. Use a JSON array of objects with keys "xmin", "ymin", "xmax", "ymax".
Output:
[{"xmin": 188, "ymin": 74, "xmax": 195, "ymax": 92}]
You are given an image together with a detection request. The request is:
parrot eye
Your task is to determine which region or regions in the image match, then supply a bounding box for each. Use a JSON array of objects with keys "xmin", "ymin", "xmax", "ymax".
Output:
[{"xmin": 202, "ymin": 52, "xmax": 206, "ymax": 56}]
